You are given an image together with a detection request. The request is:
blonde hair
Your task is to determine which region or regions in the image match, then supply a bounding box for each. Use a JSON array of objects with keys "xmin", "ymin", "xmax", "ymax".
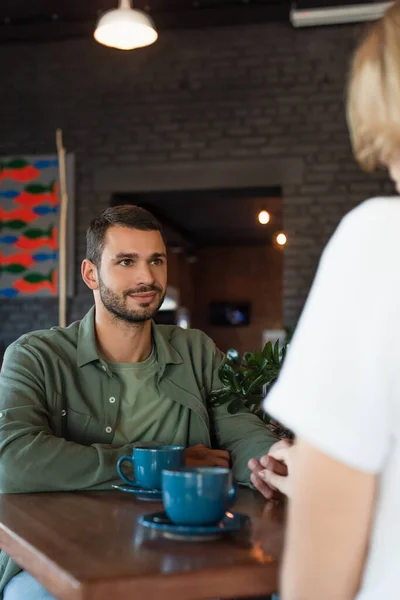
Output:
[{"xmin": 347, "ymin": 3, "xmax": 400, "ymax": 171}]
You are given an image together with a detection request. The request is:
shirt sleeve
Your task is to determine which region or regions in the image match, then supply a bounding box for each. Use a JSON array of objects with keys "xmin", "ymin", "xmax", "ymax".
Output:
[
  {"xmin": 0, "ymin": 341, "xmax": 136, "ymax": 493},
  {"xmin": 265, "ymin": 199, "xmax": 399, "ymax": 473}
]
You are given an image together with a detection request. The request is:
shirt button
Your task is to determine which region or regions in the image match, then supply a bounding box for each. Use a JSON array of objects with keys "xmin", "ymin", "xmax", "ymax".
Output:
[
  {"xmin": 105, "ymin": 426, "xmax": 112, "ymax": 434},
  {"xmin": 109, "ymin": 397, "xmax": 116, "ymax": 404},
  {"xmin": 61, "ymin": 410, "xmax": 67, "ymax": 417},
  {"xmin": 102, "ymin": 365, "xmax": 107, "ymax": 372},
  {"xmin": 0, "ymin": 413, "xmax": 3, "ymax": 418}
]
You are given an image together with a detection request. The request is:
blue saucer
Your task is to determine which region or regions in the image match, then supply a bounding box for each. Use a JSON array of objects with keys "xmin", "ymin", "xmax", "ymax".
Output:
[
  {"xmin": 112, "ymin": 484, "xmax": 162, "ymax": 502},
  {"xmin": 138, "ymin": 511, "xmax": 247, "ymax": 541}
]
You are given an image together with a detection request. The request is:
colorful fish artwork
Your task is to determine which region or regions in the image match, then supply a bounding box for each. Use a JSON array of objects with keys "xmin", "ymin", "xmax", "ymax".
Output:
[
  {"xmin": 0, "ymin": 159, "xmax": 40, "ymax": 183},
  {"xmin": 16, "ymin": 225, "xmax": 58, "ymax": 251},
  {"xmin": 0, "ymin": 190, "xmax": 19, "ymax": 200},
  {"xmin": 15, "ymin": 182, "xmax": 58, "ymax": 207},
  {"xmin": 0, "ymin": 270, "xmax": 57, "ymax": 297},
  {"xmin": 32, "ymin": 159, "xmax": 58, "ymax": 170},
  {"xmin": 0, "ymin": 220, "xmax": 26, "ymax": 231},
  {"xmin": 14, "ymin": 269, "xmax": 57, "ymax": 295},
  {"xmin": 0, "ymin": 288, "xmax": 19, "ymax": 298},
  {"xmin": 0, "ymin": 251, "xmax": 58, "ymax": 272},
  {"xmin": 0, "ymin": 252, "xmax": 36, "ymax": 269},
  {"xmin": 33, "ymin": 206, "xmax": 58, "ymax": 216},
  {"xmin": 0, "ymin": 155, "xmax": 64, "ymax": 298},
  {"xmin": 0, "ymin": 206, "xmax": 38, "ymax": 223}
]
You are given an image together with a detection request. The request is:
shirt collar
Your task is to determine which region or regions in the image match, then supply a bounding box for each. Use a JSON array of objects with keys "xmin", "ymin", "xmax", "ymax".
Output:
[
  {"xmin": 151, "ymin": 321, "xmax": 183, "ymax": 368},
  {"xmin": 77, "ymin": 306, "xmax": 100, "ymax": 367},
  {"xmin": 77, "ymin": 306, "xmax": 183, "ymax": 369}
]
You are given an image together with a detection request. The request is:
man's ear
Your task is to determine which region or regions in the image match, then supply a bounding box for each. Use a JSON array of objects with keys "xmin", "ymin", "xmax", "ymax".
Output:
[{"xmin": 81, "ymin": 259, "xmax": 99, "ymax": 291}]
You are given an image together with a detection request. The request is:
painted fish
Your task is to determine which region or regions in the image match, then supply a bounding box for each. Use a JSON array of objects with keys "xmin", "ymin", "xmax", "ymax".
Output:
[
  {"xmin": 0, "ymin": 288, "xmax": 19, "ymax": 298},
  {"xmin": 32, "ymin": 251, "xmax": 58, "ymax": 262},
  {"xmin": 0, "ymin": 206, "xmax": 37, "ymax": 222},
  {"xmin": 0, "ymin": 251, "xmax": 57, "ymax": 269},
  {"xmin": 0, "ymin": 235, "xmax": 18, "ymax": 245},
  {"xmin": 15, "ymin": 182, "xmax": 58, "ymax": 207},
  {"xmin": 0, "ymin": 220, "xmax": 27, "ymax": 231},
  {"xmin": 33, "ymin": 205, "xmax": 58, "ymax": 216},
  {"xmin": 0, "ymin": 190, "xmax": 19, "ymax": 200},
  {"xmin": 13, "ymin": 268, "xmax": 57, "ymax": 295},
  {"xmin": 0, "ymin": 159, "xmax": 40, "ymax": 182},
  {"xmin": 0, "ymin": 264, "xmax": 26, "ymax": 275},
  {"xmin": 33, "ymin": 159, "xmax": 58, "ymax": 169},
  {"xmin": 0, "ymin": 226, "xmax": 57, "ymax": 250},
  {"xmin": 23, "ymin": 224, "xmax": 54, "ymax": 239},
  {"xmin": 15, "ymin": 225, "xmax": 57, "ymax": 250},
  {"xmin": 0, "ymin": 252, "xmax": 36, "ymax": 268}
]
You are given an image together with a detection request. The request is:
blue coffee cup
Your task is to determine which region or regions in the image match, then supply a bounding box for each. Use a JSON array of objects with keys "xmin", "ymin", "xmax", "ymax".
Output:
[
  {"xmin": 117, "ymin": 445, "xmax": 185, "ymax": 490},
  {"xmin": 162, "ymin": 467, "xmax": 237, "ymax": 526}
]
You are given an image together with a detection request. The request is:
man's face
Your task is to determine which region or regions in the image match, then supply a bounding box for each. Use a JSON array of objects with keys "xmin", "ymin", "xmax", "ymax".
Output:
[{"xmin": 96, "ymin": 226, "xmax": 167, "ymax": 324}]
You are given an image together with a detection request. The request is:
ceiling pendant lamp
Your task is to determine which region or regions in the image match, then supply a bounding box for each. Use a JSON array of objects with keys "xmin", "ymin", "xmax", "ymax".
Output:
[{"xmin": 94, "ymin": 0, "xmax": 158, "ymax": 51}]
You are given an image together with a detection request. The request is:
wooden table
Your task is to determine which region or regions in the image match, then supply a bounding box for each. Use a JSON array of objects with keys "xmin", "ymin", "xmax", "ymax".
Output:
[{"xmin": 0, "ymin": 488, "xmax": 285, "ymax": 600}]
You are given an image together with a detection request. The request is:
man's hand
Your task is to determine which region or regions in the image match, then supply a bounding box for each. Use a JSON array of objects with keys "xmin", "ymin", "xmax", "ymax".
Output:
[
  {"xmin": 248, "ymin": 439, "xmax": 293, "ymax": 499},
  {"xmin": 185, "ymin": 444, "xmax": 230, "ymax": 467}
]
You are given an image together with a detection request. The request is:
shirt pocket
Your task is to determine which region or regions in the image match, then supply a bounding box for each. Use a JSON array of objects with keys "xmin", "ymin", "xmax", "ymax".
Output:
[
  {"xmin": 64, "ymin": 408, "xmax": 92, "ymax": 445},
  {"xmin": 52, "ymin": 392, "xmax": 92, "ymax": 445}
]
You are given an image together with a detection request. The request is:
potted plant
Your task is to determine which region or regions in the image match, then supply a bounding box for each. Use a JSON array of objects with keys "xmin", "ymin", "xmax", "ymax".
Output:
[{"xmin": 209, "ymin": 340, "xmax": 293, "ymax": 439}]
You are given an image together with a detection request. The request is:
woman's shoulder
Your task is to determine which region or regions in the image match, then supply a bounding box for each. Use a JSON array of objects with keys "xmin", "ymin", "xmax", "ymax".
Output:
[
  {"xmin": 344, "ymin": 196, "xmax": 400, "ymax": 227},
  {"xmin": 332, "ymin": 196, "xmax": 400, "ymax": 248}
]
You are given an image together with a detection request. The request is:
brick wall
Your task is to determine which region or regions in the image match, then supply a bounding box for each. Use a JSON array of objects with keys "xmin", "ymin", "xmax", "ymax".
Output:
[
  {"xmin": 193, "ymin": 245, "xmax": 283, "ymax": 355},
  {"xmin": 0, "ymin": 20, "xmax": 393, "ymax": 347}
]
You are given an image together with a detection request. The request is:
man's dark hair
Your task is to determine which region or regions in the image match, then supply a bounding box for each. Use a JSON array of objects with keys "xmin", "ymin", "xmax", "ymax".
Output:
[{"xmin": 86, "ymin": 204, "xmax": 164, "ymax": 267}]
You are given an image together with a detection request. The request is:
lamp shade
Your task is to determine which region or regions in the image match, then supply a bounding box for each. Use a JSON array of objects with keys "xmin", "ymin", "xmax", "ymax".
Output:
[{"xmin": 94, "ymin": 0, "xmax": 158, "ymax": 50}]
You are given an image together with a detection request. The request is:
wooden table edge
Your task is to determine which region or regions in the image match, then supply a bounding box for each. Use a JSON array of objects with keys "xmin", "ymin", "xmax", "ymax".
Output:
[{"xmin": 0, "ymin": 523, "xmax": 278, "ymax": 600}]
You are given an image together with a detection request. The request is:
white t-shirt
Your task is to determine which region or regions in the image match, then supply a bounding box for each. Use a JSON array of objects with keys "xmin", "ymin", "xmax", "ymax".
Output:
[{"xmin": 265, "ymin": 197, "xmax": 400, "ymax": 600}]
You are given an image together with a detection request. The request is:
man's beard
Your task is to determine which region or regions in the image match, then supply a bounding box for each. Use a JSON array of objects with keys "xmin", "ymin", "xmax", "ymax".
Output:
[{"xmin": 98, "ymin": 278, "xmax": 165, "ymax": 324}]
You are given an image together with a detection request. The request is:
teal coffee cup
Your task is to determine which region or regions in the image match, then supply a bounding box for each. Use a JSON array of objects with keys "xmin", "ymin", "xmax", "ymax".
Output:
[
  {"xmin": 117, "ymin": 445, "xmax": 185, "ymax": 490},
  {"xmin": 162, "ymin": 467, "xmax": 237, "ymax": 526}
]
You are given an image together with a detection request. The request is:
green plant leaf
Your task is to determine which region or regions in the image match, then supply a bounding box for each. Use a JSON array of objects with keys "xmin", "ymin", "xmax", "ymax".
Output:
[
  {"xmin": 208, "ymin": 336, "xmax": 290, "ymax": 430},
  {"xmin": 247, "ymin": 392, "xmax": 264, "ymax": 403},
  {"xmin": 218, "ymin": 363, "xmax": 237, "ymax": 387},
  {"xmin": 273, "ymin": 340, "xmax": 280, "ymax": 365},
  {"xmin": 247, "ymin": 373, "xmax": 268, "ymax": 395},
  {"xmin": 209, "ymin": 387, "xmax": 241, "ymax": 407},
  {"xmin": 243, "ymin": 352, "xmax": 253, "ymax": 364},
  {"xmin": 209, "ymin": 387, "xmax": 231, "ymax": 399},
  {"xmin": 244, "ymin": 393, "xmax": 264, "ymax": 409},
  {"xmin": 226, "ymin": 348, "xmax": 241, "ymax": 364},
  {"xmin": 262, "ymin": 341, "xmax": 274, "ymax": 363},
  {"xmin": 245, "ymin": 351, "xmax": 264, "ymax": 368},
  {"xmin": 264, "ymin": 378, "xmax": 279, "ymax": 395},
  {"xmin": 234, "ymin": 369, "xmax": 245, "ymax": 385},
  {"xmin": 227, "ymin": 397, "xmax": 245, "ymax": 414}
]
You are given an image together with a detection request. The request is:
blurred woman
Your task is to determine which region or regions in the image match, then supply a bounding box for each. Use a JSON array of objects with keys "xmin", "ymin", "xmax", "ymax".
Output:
[{"xmin": 261, "ymin": 5, "xmax": 400, "ymax": 599}]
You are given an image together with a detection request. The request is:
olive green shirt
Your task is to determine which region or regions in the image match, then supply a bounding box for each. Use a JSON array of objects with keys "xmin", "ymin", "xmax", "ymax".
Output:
[{"xmin": 0, "ymin": 306, "xmax": 277, "ymax": 594}]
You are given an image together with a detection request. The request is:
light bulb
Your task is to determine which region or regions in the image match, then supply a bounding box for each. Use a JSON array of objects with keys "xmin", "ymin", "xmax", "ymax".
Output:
[
  {"xmin": 276, "ymin": 233, "xmax": 287, "ymax": 246},
  {"xmin": 94, "ymin": 1, "xmax": 158, "ymax": 50},
  {"xmin": 258, "ymin": 210, "xmax": 270, "ymax": 225}
]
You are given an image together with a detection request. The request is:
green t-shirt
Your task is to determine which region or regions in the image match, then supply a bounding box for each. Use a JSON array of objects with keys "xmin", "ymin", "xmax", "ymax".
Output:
[{"xmin": 108, "ymin": 347, "xmax": 190, "ymax": 446}]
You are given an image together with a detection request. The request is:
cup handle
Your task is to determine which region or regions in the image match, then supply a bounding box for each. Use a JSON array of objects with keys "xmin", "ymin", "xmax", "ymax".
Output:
[
  {"xmin": 117, "ymin": 455, "xmax": 136, "ymax": 485},
  {"xmin": 228, "ymin": 481, "xmax": 237, "ymax": 506}
]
